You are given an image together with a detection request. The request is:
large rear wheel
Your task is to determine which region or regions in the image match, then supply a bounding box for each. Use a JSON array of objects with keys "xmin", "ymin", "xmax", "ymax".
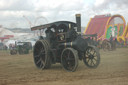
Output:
[{"xmin": 33, "ymin": 40, "xmax": 51, "ymax": 69}]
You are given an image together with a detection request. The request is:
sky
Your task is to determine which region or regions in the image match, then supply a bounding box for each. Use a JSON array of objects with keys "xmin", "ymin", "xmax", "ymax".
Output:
[{"xmin": 0, "ymin": 0, "xmax": 128, "ymax": 29}]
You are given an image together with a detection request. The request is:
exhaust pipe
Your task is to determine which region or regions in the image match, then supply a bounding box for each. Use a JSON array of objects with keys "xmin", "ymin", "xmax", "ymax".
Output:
[{"xmin": 75, "ymin": 14, "xmax": 81, "ymax": 33}]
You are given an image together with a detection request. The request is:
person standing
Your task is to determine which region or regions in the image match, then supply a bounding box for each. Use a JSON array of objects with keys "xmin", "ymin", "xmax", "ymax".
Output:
[
  {"xmin": 110, "ymin": 25, "xmax": 117, "ymax": 50},
  {"xmin": 111, "ymin": 25, "xmax": 116, "ymax": 38}
]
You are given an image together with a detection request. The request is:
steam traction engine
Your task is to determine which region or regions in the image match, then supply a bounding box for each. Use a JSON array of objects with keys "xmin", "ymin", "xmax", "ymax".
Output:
[{"xmin": 31, "ymin": 14, "xmax": 100, "ymax": 72}]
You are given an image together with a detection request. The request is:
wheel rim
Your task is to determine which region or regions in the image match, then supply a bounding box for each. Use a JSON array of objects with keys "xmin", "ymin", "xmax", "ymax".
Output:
[
  {"xmin": 33, "ymin": 40, "xmax": 47, "ymax": 69},
  {"xmin": 83, "ymin": 46, "xmax": 100, "ymax": 68},
  {"xmin": 43, "ymin": 40, "xmax": 51, "ymax": 69},
  {"xmin": 61, "ymin": 48, "xmax": 78, "ymax": 72}
]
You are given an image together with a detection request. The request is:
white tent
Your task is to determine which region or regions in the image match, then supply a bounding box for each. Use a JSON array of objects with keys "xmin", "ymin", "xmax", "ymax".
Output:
[{"xmin": 0, "ymin": 27, "xmax": 15, "ymax": 37}]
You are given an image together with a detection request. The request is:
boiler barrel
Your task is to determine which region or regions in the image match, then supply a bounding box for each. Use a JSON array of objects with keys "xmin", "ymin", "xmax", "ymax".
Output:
[{"xmin": 59, "ymin": 36, "xmax": 88, "ymax": 52}]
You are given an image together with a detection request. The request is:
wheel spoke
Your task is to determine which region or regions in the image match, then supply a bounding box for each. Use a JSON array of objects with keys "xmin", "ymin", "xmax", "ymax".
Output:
[
  {"xmin": 86, "ymin": 50, "xmax": 91, "ymax": 55},
  {"xmin": 85, "ymin": 52, "xmax": 90, "ymax": 58},
  {"xmin": 41, "ymin": 48, "xmax": 45, "ymax": 53},
  {"xmin": 91, "ymin": 59, "xmax": 95, "ymax": 66},
  {"xmin": 41, "ymin": 52, "xmax": 45, "ymax": 55},
  {"xmin": 86, "ymin": 49, "xmax": 89, "ymax": 53},
  {"xmin": 35, "ymin": 47, "xmax": 40, "ymax": 52},
  {"xmin": 68, "ymin": 50, "xmax": 71, "ymax": 58},
  {"xmin": 88, "ymin": 59, "xmax": 91, "ymax": 66},
  {"xmin": 68, "ymin": 57, "xmax": 75, "ymax": 61},
  {"xmin": 42, "ymin": 59, "xmax": 45, "ymax": 65},
  {"xmin": 39, "ymin": 62, "xmax": 43, "ymax": 68},
  {"xmin": 85, "ymin": 55, "xmax": 89, "ymax": 58},
  {"xmin": 93, "ymin": 57, "xmax": 97, "ymax": 61},
  {"xmin": 34, "ymin": 55, "xmax": 40, "ymax": 58},
  {"xmin": 93, "ymin": 51, "xmax": 96, "ymax": 56},
  {"xmin": 39, "ymin": 56, "xmax": 45, "ymax": 68},
  {"xmin": 36, "ymin": 58, "xmax": 41, "ymax": 64},
  {"xmin": 87, "ymin": 58, "xmax": 90, "ymax": 63}
]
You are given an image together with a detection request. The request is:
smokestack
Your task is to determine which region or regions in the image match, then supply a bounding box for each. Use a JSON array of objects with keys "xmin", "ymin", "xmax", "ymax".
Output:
[{"xmin": 75, "ymin": 14, "xmax": 81, "ymax": 33}]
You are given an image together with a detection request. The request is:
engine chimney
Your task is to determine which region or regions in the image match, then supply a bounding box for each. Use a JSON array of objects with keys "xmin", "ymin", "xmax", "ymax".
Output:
[{"xmin": 75, "ymin": 14, "xmax": 81, "ymax": 33}]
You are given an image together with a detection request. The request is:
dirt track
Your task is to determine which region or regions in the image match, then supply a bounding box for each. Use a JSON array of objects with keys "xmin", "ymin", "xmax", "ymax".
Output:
[{"xmin": 0, "ymin": 48, "xmax": 128, "ymax": 85}]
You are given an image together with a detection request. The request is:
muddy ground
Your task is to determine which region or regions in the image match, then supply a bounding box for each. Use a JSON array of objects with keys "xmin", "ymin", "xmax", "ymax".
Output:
[{"xmin": 0, "ymin": 48, "xmax": 128, "ymax": 85}]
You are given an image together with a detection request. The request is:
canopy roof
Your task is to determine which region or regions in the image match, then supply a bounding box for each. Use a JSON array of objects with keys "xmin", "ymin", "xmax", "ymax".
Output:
[{"xmin": 31, "ymin": 21, "xmax": 76, "ymax": 31}]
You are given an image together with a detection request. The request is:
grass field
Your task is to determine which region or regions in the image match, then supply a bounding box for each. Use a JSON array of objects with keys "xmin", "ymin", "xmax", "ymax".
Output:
[{"xmin": 0, "ymin": 48, "xmax": 128, "ymax": 85}]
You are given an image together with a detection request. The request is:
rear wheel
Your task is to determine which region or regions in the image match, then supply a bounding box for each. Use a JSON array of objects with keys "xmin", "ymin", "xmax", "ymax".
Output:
[
  {"xmin": 43, "ymin": 40, "xmax": 51, "ymax": 69},
  {"xmin": 10, "ymin": 49, "xmax": 17, "ymax": 55},
  {"xmin": 61, "ymin": 48, "xmax": 78, "ymax": 72},
  {"xmin": 102, "ymin": 40, "xmax": 111, "ymax": 51},
  {"xmin": 33, "ymin": 40, "xmax": 51, "ymax": 69},
  {"xmin": 111, "ymin": 41, "xmax": 116, "ymax": 50},
  {"xmin": 83, "ymin": 45, "xmax": 100, "ymax": 68},
  {"xmin": 18, "ymin": 48, "xmax": 23, "ymax": 54}
]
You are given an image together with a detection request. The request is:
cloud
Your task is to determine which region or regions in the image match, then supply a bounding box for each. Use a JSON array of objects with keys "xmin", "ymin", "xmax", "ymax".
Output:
[
  {"xmin": 0, "ymin": 0, "xmax": 34, "ymax": 11},
  {"xmin": 93, "ymin": 0, "xmax": 128, "ymax": 10},
  {"xmin": 34, "ymin": 0, "xmax": 84, "ymax": 12},
  {"xmin": 0, "ymin": 0, "xmax": 87, "ymax": 28},
  {"xmin": 0, "ymin": 0, "xmax": 128, "ymax": 29}
]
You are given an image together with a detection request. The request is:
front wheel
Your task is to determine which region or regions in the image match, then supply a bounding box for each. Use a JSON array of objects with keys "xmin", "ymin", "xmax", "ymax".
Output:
[
  {"xmin": 83, "ymin": 45, "xmax": 100, "ymax": 68},
  {"xmin": 61, "ymin": 48, "xmax": 78, "ymax": 72}
]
